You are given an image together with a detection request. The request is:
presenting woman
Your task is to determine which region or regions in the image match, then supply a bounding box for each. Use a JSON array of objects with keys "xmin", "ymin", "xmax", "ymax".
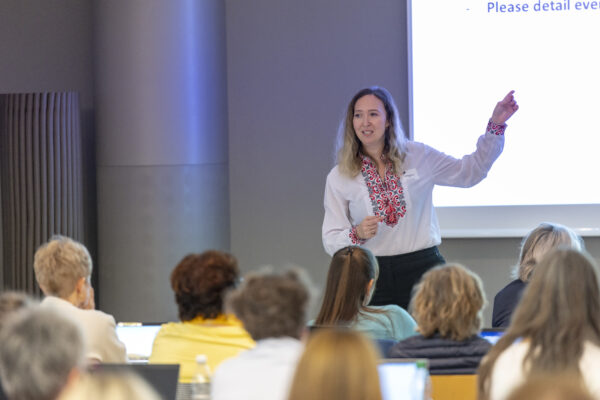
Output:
[{"xmin": 322, "ymin": 87, "xmax": 518, "ymax": 310}]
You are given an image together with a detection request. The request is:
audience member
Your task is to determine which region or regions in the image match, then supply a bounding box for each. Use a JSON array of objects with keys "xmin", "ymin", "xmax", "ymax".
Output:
[
  {"xmin": 34, "ymin": 235, "xmax": 126, "ymax": 363},
  {"xmin": 314, "ymin": 246, "xmax": 416, "ymax": 341},
  {"xmin": 0, "ymin": 306, "xmax": 85, "ymax": 400},
  {"xmin": 478, "ymin": 249, "xmax": 600, "ymax": 400},
  {"xmin": 59, "ymin": 371, "xmax": 160, "ymax": 400},
  {"xmin": 505, "ymin": 374, "xmax": 593, "ymax": 400},
  {"xmin": 492, "ymin": 222, "xmax": 582, "ymax": 327},
  {"xmin": 0, "ymin": 291, "xmax": 35, "ymax": 399},
  {"xmin": 287, "ymin": 329, "xmax": 382, "ymax": 400},
  {"xmin": 388, "ymin": 263, "xmax": 490, "ymax": 374},
  {"xmin": 149, "ymin": 250, "xmax": 254, "ymax": 383},
  {"xmin": 212, "ymin": 268, "xmax": 311, "ymax": 400},
  {"xmin": 0, "ymin": 291, "xmax": 34, "ymax": 331}
]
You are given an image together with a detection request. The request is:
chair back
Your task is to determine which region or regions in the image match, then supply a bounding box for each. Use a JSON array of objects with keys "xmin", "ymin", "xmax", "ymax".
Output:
[{"xmin": 430, "ymin": 374, "xmax": 477, "ymax": 400}]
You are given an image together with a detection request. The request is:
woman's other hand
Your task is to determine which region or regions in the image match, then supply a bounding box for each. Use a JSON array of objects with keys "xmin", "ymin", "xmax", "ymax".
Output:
[{"xmin": 357, "ymin": 216, "xmax": 383, "ymax": 239}]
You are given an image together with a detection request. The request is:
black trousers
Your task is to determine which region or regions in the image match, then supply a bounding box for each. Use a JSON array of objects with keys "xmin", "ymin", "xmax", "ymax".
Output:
[{"xmin": 369, "ymin": 246, "xmax": 445, "ymax": 311}]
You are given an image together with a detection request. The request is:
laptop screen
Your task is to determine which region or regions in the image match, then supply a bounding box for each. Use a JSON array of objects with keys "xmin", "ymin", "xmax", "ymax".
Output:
[
  {"xmin": 378, "ymin": 359, "xmax": 428, "ymax": 400},
  {"xmin": 91, "ymin": 363, "xmax": 179, "ymax": 400},
  {"xmin": 479, "ymin": 329, "xmax": 505, "ymax": 345},
  {"xmin": 116, "ymin": 323, "xmax": 162, "ymax": 361}
]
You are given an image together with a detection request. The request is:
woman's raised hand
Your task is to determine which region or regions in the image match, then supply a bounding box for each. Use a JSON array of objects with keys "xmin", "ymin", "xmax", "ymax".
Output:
[{"xmin": 491, "ymin": 90, "xmax": 519, "ymax": 125}]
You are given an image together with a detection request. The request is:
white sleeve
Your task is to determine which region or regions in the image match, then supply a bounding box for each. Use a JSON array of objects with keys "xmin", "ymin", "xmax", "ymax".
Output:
[
  {"xmin": 97, "ymin": 313, "xmax": 127, "ymax": 363},
  {"xmin": 427, "ymin": 131, "xmax": 504, "ymax": 187},
  {"xmin": 322, "ymin": 172, "xmax": 357, "ymax": 256},
  {"xmin": 211, "ymin": 362, "xmax": 228, "ymax": 400}
]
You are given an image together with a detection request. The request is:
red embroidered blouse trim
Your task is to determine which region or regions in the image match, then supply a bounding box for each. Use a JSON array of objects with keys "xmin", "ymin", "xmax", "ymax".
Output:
[
  {"xmin": 350, "ymin": 226, "xmax": 366, "ymax": 245},
  {"xmin": 487, "ymin": 119, "xmax": 506, "ymax": 136},
  {"xmin": 359, "ymin": 155, "xmax": 407, "ymax": 227}
]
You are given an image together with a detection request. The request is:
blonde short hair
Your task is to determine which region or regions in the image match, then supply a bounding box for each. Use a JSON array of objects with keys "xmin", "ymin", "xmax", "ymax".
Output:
[
  {"xmin": 516, "ymin": 222, "xmax": 582, "ymax": 282},
  {"xmin": 61, "ymin": 371, "xmax": 161, "ymax": 400},
  {"xmin": 287, "ymin": 329, "xmax": 382, "ymax": 400},
  {"xmin": 33, "ymin": 235, "xmax": 92, "ymax": 298},
  {"xmin": 410, "ymin": 263, "xmax": 485, "ymax": 341}
]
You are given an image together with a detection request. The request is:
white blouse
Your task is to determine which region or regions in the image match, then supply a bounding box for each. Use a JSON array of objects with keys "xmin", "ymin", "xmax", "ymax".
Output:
[
  {"xmin": 322, "ymin": 124, "xmax": 505, "ymax": 256},
  {"xmin": 489, "ymin": 340, "xmax": 600, "ymax": 400}
]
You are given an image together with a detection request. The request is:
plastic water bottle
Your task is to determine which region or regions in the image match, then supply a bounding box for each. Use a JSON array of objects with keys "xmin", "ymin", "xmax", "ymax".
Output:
[
  {"xmin": 191, "ymin": 354, "xmax": 211, "ymax": 400},
  {"xmin": 412, "ymin": 359, "xmax": 430, "ymax": 400}
]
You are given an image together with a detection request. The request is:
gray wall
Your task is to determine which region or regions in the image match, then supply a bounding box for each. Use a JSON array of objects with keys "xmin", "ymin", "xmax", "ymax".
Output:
[
  {"xmin": 226, "ymin": 0, "xmax": 410, "ymax": 298},
  {"xmin": 225, "ymin": 0, "xmax": 600, "ymax": 325}
]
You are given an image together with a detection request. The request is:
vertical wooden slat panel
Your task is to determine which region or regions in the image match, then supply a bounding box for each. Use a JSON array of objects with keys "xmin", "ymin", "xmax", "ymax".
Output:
[
  {"xmin": 60, "ymin": 93, "xmax": 68, "ymax": 236},
  {"xmin": 72, "ymin": 93, "xmax": 82, "ymax": 240},
  {"xmin": 17, "ymin": 94, "xmax": 26, "ymax": 289},
  {"xmin": 32, "ymin": 94, "xmax": 41, "ymax": 265},
  {"xmin": 3, "ymin": 97, "xmax": 12, "ymax": 287},
  {"xmin": 47, "ymin": 93, "xmax": 56, "ymax": 242},
  {"xmin": 66, "ymin": 94, "xmax": 73, "ymax": 236},
  {"xmin": 8, "ymin": 96, "xmax": 17, "ymax": 288},
  {"xmin": 0, "ymin": 97, "xmax": 4, "ymax": 288},
  {"xmin": 25, "ymin": 93, "xmax": 34, "ymax": 292},
  {"xmin": 40, "ymin": 94, "xmax": 48, "ymax": 248},
  {"xmin": 0, "ymin": 92, "xmax": 84, "ymax": 294}
]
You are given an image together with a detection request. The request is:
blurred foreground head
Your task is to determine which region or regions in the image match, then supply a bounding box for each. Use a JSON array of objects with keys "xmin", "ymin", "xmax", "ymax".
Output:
[
  {"xmin": 0, "ymin": 306, "xmax": 84, "ymax": 400},
  {"xmin": 287, "ymin": 329, "xmax": 382, "ymax": 400}
]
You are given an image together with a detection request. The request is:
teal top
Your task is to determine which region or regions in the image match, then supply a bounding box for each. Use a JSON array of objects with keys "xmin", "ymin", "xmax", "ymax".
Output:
[
  {"xmin": 310, "ymin": 304, "xmax": 417, "ymax": 342},
  {"xmin": 352, "ymin": 305, "xmax": 417, "ymax": 341}
]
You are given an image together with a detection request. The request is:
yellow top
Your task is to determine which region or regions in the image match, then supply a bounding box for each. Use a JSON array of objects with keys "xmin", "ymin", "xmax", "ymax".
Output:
[{"xmin": 148, "ymin": 314, "xmax": 255, "ymax": 383}]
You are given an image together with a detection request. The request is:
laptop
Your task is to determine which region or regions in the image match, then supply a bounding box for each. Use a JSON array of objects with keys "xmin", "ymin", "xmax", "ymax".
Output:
[
  {"xmin": 115, "ymin": 323, "xmax": 162, "ymax": 362},
  {"xmin": 91, "ymin": 363, "xmax": 179, "ymax": 400},
  {"xmin": 479, "ymin": 328, "xmax": 505, "ymax": 345},
  {"xmin": 378, "ymin": 358, "xmax": 429, "ymax": 400}
]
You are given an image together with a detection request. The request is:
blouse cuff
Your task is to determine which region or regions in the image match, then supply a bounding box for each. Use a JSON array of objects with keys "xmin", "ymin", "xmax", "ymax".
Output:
[
  {"xmin": 487, "ymin": 119, "xmax": 506, "ymax": 136},
  {"xmin": 350, "ymin": 226, "xmax": 366, "ymax": 245}
]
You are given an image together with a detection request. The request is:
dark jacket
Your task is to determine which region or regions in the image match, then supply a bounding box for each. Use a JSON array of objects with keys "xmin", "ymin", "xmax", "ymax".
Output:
[
  {"xmin": 492, "ymin": 279, "xmax": 527, "ymax": 328},
  {"xmin": 387, "ymin": 334, "xmax": 491, "ymax": 375}
]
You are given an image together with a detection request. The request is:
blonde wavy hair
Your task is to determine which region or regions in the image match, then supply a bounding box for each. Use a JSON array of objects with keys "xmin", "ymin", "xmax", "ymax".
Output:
[
  {"xmin": 287, "ymin": 329, "xmax": 382, "ymax": 400},
  {"xmin": 478, "ymin": 249, "xmax": 600, "ymax": 400},
  {"xmin": 336, "ymin": 87, "xmax": 407, "ymax": 177},
  {"xmin": 515, "ymin": 222, "xmax": 582, "ymax": 282},
  {"xmin": 61, "ymin": 371, "xmax": 161, "ymax": 400},
  {"xmin": 410, "ymin": 263, "xmax": 485, "ymax": 341},
  {"xmin": 33, "ymin": 235, "xmax": 92, "ymax": 298}
]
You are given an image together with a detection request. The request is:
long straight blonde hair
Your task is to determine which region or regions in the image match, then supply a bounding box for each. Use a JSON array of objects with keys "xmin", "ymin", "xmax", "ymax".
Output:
[
  {"xmin": 315, "ymin": 246, "xmax": 381, "ymax": 326},
  {"xmin": 478, "ymin": 249, "xmax": 600, "ymax": 400},
  {"xmin": 336, "ymin": 87, "xmax": 407, "ymax": 177},
  {"xmin": 287, "ymin": 329, "xmax": 382, "ymax": 400}
]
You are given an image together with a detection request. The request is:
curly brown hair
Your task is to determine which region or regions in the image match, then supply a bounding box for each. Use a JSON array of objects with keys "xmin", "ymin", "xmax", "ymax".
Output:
[
  {"xmin": 170, "ymin": 251, "xmax": 239, "ymax": 321},
  {"xmin": 228, "ymin": 269, "xmax": 310, "ymax": 340},
  {"xmin": 410, "ymin": 263, "xmax": 485, "ymax": 341}
]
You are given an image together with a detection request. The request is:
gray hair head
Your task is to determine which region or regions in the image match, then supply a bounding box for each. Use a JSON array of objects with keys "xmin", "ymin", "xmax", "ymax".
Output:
[
  {"xmin": 34, "ymin": 235, "xmax": 93, "ymax": 298},
  {"xmin": 0, "ymin": 306, "xmax": 85, "ymax": 400},
  {"xmin": 0, "ymin": 291, "xmax": 35, "ymax": 331}
]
